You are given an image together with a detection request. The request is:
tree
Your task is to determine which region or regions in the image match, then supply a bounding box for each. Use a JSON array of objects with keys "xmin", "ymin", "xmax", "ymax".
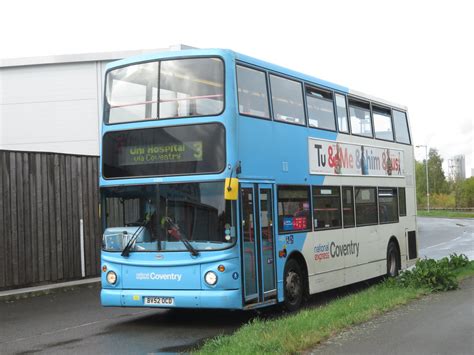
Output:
[
  {"xmin": 415, "ymin": 160, "xmax": 427, "ymax": 206},
  {"xmin": 456, "ymin": 177, "xmax": 474, "ymax": 207},
  {"xmin": 427, "ymin": 148, "xmax": 449, "ymax": 194},
  {"xmin": 415, "ymin": 148, "xmax": 450, "ymax": 208}
]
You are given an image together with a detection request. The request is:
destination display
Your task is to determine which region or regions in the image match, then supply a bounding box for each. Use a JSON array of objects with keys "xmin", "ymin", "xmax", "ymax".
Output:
[
  {"xmin": 102, "ymin": 123, "xmax": 225, "ymax": 178},
  {"xmin": 308, "ymin": 138, "xmax": 404, "ymax": 177},
  {"xmin": 118, "ymin": 141, "xmax": 203, "ymax": 166}
]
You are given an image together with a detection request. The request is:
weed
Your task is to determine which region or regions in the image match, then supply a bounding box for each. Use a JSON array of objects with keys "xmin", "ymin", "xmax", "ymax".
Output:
[{"xmin": 393, "ymin": 254, "xmax": 471, "ymax": 291}]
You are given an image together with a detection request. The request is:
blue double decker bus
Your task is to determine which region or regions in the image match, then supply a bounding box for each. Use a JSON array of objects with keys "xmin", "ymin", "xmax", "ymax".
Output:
[{"xmin": 100, "ymin": 49, "xmax": 418, "ymax": 311}]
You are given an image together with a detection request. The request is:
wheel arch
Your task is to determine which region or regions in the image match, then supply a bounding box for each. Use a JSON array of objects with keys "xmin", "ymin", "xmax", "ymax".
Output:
[{"xmin": 286, "ymin": 251, "xmax": 309, "ymax": 297}]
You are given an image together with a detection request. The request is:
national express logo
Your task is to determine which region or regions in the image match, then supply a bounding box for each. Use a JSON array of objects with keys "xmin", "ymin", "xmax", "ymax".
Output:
[{"xmin": 314, "ymin": 241, "xmax": 360, "ymax": 261}]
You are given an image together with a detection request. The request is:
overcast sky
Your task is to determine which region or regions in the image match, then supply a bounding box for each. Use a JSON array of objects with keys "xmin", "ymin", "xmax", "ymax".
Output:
[{"xmin": 1, "ymin": 0, "xmax": 472, "ymax": 177}]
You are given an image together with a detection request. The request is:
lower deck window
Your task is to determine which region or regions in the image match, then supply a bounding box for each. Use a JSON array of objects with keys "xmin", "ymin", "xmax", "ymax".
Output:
[
  {"xmin": 399, "ymin": 187, "xmax": 407, "ymax": 216},
  {"xmin": 378, "ymin": 188, "xmax": 399, "ymax": 223},
  {"xmin": 355, "ymin": 187, "xmax": 377, "ymax": 225},
  {"xmin": 313, "ymin": 186, "xmax": 341, "ymax": 229},
  {"xmin": 277, "ymin": 186, "xmax": 311, "ymax": 233},
  {"xmin": 342, "ymin": 186, "xmax": 355, "ymax": 227},
  {"xmin": 275, "ymin": 184, "xmax": 406, "ymax": 233}
]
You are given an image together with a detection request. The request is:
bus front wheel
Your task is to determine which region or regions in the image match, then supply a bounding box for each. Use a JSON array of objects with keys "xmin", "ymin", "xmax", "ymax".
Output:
[
  {"xmin": 387, "ymin": 242, "xmax": 400, "ymax": 277},
  {"xmin": 283, "ymin": 258, "xmax": 304, "ymax": 312}
]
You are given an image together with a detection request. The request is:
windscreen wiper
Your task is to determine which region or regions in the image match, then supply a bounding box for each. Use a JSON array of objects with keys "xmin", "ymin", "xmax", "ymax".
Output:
[
  {"xmin": 164, "ymin": 217, "xmax": 199, "ymax": 257},
  {"xmin": 121, "ymin": 219, "xmax": 149, "ymax": 257}
]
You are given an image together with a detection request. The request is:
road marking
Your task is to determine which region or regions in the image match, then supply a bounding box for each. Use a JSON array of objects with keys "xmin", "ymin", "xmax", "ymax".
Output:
[{"xmin": 424, "ymin": 236, "xmax": 462, "ymax": 249}]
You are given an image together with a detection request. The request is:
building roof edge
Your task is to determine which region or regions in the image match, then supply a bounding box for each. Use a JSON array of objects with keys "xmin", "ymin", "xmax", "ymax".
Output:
[{"xmin": 0, "ymin": 44, "xmax": 195, "ymax": 68}]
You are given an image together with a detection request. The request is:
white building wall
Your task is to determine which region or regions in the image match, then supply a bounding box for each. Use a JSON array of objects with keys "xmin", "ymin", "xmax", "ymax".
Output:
[
  {"xmin": 1, "ymin": 62, "xmax": 104, "ymax": 155},
  {"xmin": 0, "ymin": 45, "xmax": 191, "ymax": 156}
]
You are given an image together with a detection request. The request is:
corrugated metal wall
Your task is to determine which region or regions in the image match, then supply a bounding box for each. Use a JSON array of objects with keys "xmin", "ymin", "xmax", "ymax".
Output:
[{"xmin": 0, "ymin": 150, "xmax": 100, "ymax": 290}]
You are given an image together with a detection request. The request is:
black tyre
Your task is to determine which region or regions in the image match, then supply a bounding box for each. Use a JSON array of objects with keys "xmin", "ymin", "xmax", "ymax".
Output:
[
  {"xmin": 387, "ymin": 242, "xmax": 400, "ymax": 277},
  {"xmin": 283, "ymin": 258, "xmax": 304, "ymax": 312}
]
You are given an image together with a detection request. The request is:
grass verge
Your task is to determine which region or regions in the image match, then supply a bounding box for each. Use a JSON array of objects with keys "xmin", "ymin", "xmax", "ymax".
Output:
[
  {"xmin": 196, "ymin": 259, "xmax": 474, "ymax": 355},
  {"xmin": 417, "ymin": 210, "xmax": 474, "ymax": 218},
  {"xmin": 455, "ymin": 263, "xmax": 474, "ymax": 281}
]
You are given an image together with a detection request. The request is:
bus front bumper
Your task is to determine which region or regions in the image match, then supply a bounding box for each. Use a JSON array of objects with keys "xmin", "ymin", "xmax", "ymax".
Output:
[{"xmin": 101, "ymin": 288, "xmax": 242, "ymax": 309}]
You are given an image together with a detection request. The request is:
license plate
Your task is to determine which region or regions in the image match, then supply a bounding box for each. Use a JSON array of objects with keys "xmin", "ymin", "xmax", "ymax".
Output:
[{"xmin": 143, "ymin": 296, "xmax": 174, "ymax": 306}]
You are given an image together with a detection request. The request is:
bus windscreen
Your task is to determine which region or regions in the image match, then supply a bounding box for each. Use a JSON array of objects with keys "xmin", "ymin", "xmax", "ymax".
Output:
[{"xmin": 102, "ymin": 123, "xmax": 225, "ymax": 178}]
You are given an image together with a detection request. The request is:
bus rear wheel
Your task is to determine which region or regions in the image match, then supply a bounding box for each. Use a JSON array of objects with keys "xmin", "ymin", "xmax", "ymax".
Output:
[
  {"xmin": 387, "ymin": 242, "xmax": 400, "ymax": 277},
  {"xmin": 283, "ymin": 258, "xmax": 304, "ymax": 312}
]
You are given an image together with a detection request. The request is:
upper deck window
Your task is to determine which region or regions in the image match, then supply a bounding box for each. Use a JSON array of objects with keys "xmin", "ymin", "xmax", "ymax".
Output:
[
  {"xmin": 306, "ymin": 87, "xmax": 336, "ymax": 131},
  {"xmin": 393, "ymin": 110, "xmax": 411, "ymax": 144},
  {"xmin": 160, "ymin": 59, "xmax": 224, "ymax": 119},
  {"xmin": 107, "ymin": 62, "xmax": 159, "ymax": 123},
  {"xmin": 335, "ymin": 94, "xmax": 349, "ymax": 133},
  {"xmin": 270, "ymin": 75, "xmax": 305, "ymax": 125},
  {"xmin": 236, "ymin": 65, "xmax": 270, "ymax": 119},
  {"xmin": 373, "ymin": 106, "xmax": 394, "ymax": 141},
  {"xmin": 106, "ymin": 57, "xmax": 224, "ymax": 124},
  {"xmin": 349, "ymin": 99, "xmax": 372, "ymax": 137}
]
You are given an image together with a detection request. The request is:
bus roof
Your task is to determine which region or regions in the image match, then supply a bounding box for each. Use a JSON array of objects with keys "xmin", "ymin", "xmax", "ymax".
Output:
[
  {"xmin": 106, "ymin": 48, "xmax": 408, "ymax": 112},
  {"xmin": 234, "ymin": 51, "xmax": 408, "ymax": 112}
]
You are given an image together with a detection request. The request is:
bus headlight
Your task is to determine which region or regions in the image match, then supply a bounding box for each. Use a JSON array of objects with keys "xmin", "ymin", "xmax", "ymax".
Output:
[
  {"xmin": 204, "ymin": 271, "xmax": 218, "ymax": 286},
  {"xmin": 106, "ymin": 271, "xmax": 117, "ymax": 285}
]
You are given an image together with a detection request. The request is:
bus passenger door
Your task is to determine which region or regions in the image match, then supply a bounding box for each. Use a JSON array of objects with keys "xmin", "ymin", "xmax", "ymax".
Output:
[
  {"xmin": 240, "ymin": 184, "xmax": 277, "ymax": 306},
  {"xmin": 258, "ymin": 185, "xmax": 276, "ymax": 300}
]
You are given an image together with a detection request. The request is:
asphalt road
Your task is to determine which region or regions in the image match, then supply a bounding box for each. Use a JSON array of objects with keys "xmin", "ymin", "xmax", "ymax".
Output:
[
  {"xmin": 311, "ymin": 276, "xmax": 474, "ymax": 355},
  {"xmin": 418, "ymin": 217, "xmax": 474, "ymax": 260},
  {"xmin": 0, "ymin": 217, "xmax": 472, "ymax": 354},
  {"xmin": 0, "ymin": 290, "xmax": 255, "ymax": 354}
]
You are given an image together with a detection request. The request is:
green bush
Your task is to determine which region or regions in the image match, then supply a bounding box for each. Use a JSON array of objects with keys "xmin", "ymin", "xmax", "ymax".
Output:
[
  {"xmin": 446, "ymin": 253, "xmax": 470, "ymax": 268},
  {"xmin": 393, "ymin": 254, "xmax": 470, "ymax": 292}
]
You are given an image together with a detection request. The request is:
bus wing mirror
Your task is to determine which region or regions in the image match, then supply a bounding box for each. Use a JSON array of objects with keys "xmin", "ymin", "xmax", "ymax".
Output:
[{"xmin": 224, "ymin": 178, "xmax": 239, "ymax": 200}]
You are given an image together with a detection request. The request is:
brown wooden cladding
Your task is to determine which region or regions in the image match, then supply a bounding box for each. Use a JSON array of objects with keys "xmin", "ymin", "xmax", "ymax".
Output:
[{"xmin": 0, "ymin": 150, "xmax": 100, "ymax": 290}]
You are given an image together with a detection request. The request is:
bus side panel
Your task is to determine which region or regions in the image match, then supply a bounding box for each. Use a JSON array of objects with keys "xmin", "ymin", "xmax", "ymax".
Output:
[{"xmin": 236, "ymin": 116, "xmax": 337, "ymax": 183}]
